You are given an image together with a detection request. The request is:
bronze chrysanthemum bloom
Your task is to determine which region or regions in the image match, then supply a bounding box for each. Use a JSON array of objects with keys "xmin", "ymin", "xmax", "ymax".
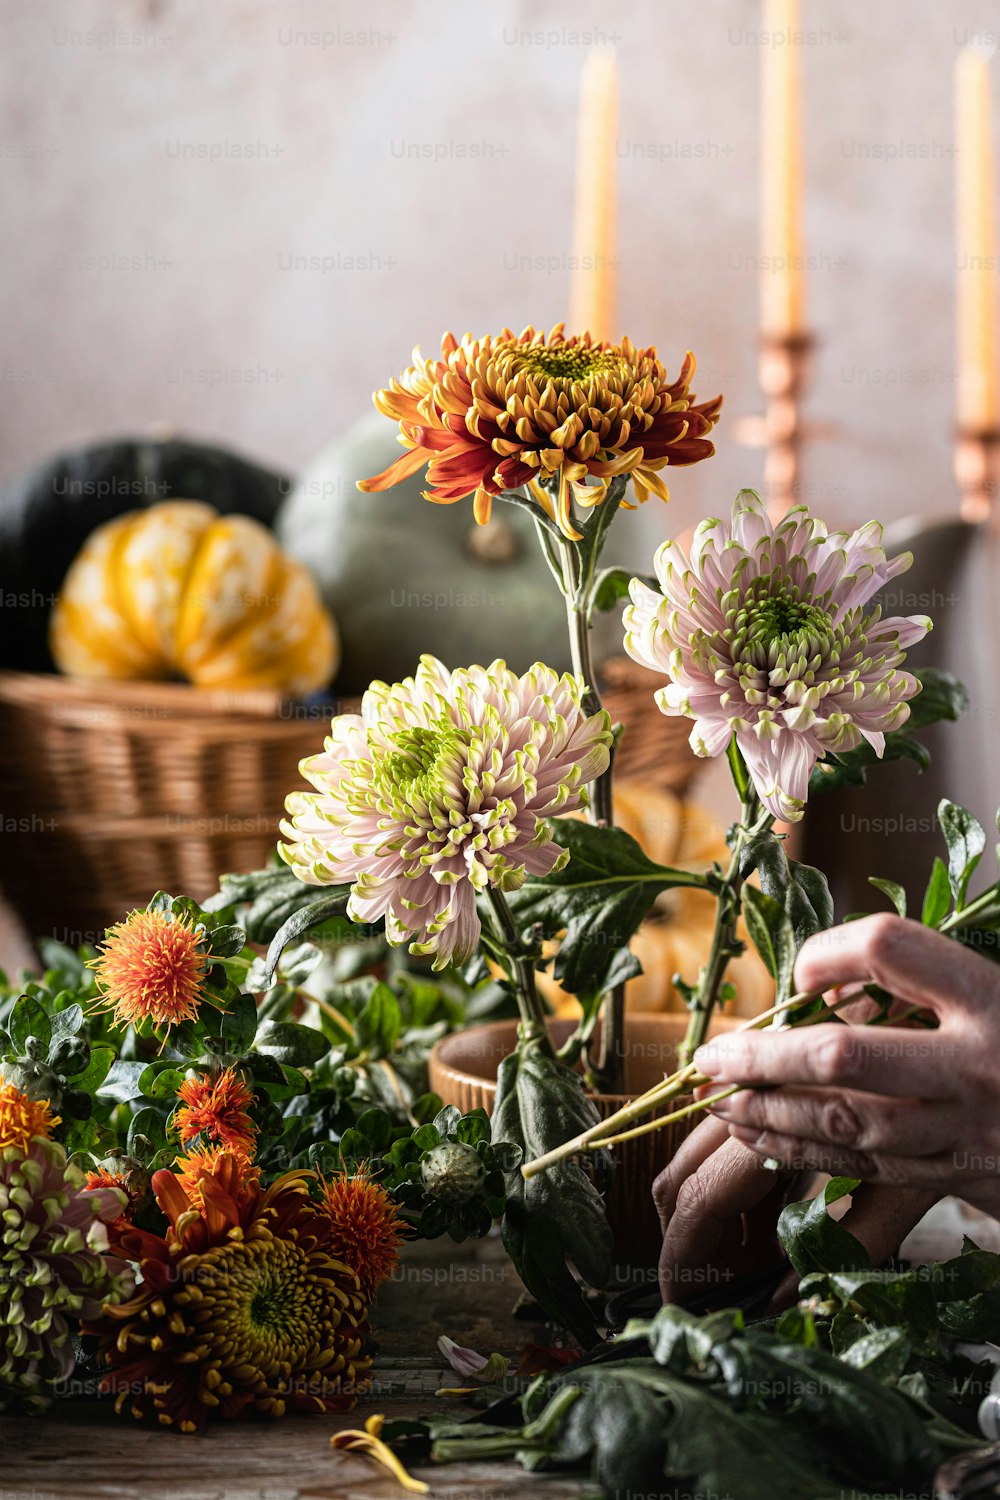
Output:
[
  {"xmin": 359, "ymin": 325, "xmax": 721, "ymax": 540},
  {"xmin": 87, "ymin": 1153, "xmax": 371, "ymax": 1431}
]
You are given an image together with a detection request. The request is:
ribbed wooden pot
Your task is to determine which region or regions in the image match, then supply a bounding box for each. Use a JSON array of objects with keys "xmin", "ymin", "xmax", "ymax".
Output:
[{"xmin": 429, "ymin": 1013, "xmax": 738, "ymax": 1268}]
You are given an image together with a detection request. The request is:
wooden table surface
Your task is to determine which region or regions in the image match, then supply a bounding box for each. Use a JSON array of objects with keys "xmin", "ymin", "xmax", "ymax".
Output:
[{"xmin": 1, "ymin": 1233, "xmax": 593, "ymax": 1500}]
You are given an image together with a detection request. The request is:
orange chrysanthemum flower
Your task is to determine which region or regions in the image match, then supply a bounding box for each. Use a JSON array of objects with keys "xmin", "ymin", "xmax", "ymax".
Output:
[
  {"xmin": 90, "ymin": 908, "xmax": 209, "ymax": 1035},
  {"xmin": 359, "ymin": 325, "xmax": 721, "ymax": 541},
  {"xmin": 0, "ymin": 1081, "xmax": 60, "ymax": 1154},
  {"xmin": 86, "ymin": 1152, "xmax": 371, "ymax": 1431},
  {"xmin": 174, "ymin": 1066, "xmax": 257, "ymax": 1158},
  {"xmin": 320, "ymin": 1169, "xmax": 407, "ymax": 1300}
]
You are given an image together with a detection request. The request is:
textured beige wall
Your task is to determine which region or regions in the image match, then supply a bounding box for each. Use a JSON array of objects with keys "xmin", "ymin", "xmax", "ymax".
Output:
[{"xmin": 1, "ymin": 0, "xmax": 997, "ymax": 566}]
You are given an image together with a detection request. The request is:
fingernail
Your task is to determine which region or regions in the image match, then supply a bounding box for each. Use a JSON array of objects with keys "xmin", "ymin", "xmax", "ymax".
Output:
[{"xmin": 707, "ymin": 1101, "xmax": 732, "ymax": 1119}]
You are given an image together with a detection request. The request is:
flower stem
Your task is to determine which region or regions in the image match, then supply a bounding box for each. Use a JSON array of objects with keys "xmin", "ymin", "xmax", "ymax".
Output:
[
  {"xmin": 595, "ymin": 1086, "xmax": 743, "ymax": 1148},
  {"xmin": 678, "ymin": 743, "xmax": 771, "ymax": 1068},
  {"xmin": 520, "ymin": 987, "xmax": 828, "ymax": 1179},
  {"xmin": 484, "ymin": 886, "xmax": 551, "ymax": 1052},
  {"xmin": 556, "ymin": 532, "xmax": 625, "ymax": 1094}
]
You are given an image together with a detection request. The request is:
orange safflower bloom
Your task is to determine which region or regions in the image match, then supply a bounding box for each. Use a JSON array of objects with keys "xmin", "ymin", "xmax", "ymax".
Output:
[
  {"xmin": 320, "ymin": 1169, "xmax": 407, "ymax": 1300},
  {"xmin": 90, "ymin": 909, "xmax": 208, "ymax": 1035},
  {"xmin": 174, "ymin": 1066, "xmax": 257, "ymax": 1158}
]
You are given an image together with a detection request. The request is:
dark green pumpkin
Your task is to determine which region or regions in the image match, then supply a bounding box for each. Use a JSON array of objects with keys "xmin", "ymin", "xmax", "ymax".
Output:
[
  {"xmin": 274, "ymin": 413, "xmax": 571, "ymax": 693},
  {"xmin": 0, "ymin": 435, "xmax": 290, "ymax": 671}
]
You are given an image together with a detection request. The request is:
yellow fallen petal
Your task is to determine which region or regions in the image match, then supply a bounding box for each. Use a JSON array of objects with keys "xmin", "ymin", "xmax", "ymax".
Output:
[{"xmin": 331, "ymin": 1415, "xmax": 430, "ymax": 1495}]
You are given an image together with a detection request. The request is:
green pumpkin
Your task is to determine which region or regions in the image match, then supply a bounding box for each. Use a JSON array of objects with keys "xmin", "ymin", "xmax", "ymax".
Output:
[
  {"xmin": 274, "ymin": 413, "xmax": 571, "ymax": 693},
  {"xmin": 0, "ymin": 435, "xmax": 290, "ymax": 672}
]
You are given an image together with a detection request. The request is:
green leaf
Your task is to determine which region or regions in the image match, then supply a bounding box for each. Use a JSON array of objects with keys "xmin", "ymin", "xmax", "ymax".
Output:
[
  {"xmin": 809, "ymin": 732, "xmax": 930, "ymax": 793},
  {"xmin": 493, "ymin": 1036, "xmax": 612, "ymax": 1349},
  {"xmin": 783, "ymin": 859, "xmax": 835, "ymax": 946},
  {"xmin": 554, "ymin": 1362, "xmax": 863, "ymax": 1500},
  {"xmin": 508, "ymin": 819, "xmax": 706, "ymax": 1006},
  {"xmin": 839, "ymin": 1326, "xmax": 913, "ymax": 1384},
  {"xmin": 71, "ymin": 1045, "xmax": 114, "ymax": 1093},
  {"xmin": 96, "ymin": 1059, "xmax": 147, "ymax": 1103},
  {"xmin": 215, "ymin": 992, "xmax": 259, "ymax": 1053},
  {"xmin": 48, "ymin": 1003, "xmax": 85, "ymax": 1042},
  {"xmin": 920, "ymin": 856, "xmax": 952, "ymax": 928},
  {"xmin": 906, "ymin": 667, "xmax": 969, "ymax": 729},
  {"xmin": 868, "ymin": 877, "xmax": 907, "ymax": 918},
  {"xmin": 711, "ymin": 1338, "xmax": 936, "ymax": 1480},
  {"xmin": 777, "ymin": 1176, "xmax": 871, "ymax": 1278},
  {"xmin": 355, "ymin": 1106, "xmax": 393, "ymax": 1153},
  {"xmin": 262, "ymin": 889, "xmax": 353, "ymax": 986},
  {"xmin": 140, "ymin": 1065, "xmax": 186, "ymax": 1100},
  {"xmin": 247, "ymin": 1055, "xmax": 310, "ymax": 1099},
  {"xmin": 254, "ymin": 1020, "xmax": 331, "ymax": 1068},
  {"xmin": 743, "ymin": 831, "xmax": 834, "ymax": 952},
  {"xmin": 454, "ymin": 1108, "xmax": 491, "ymax": 1147},
  {"xmin": 938, "ymin": 799, "xmax": 986, "ymax": 905},
  {"xmin": 209, "ymin": 864, "xmax": 324, "ymax": 944},
  {"xmin": 354, "ymin": 983, "xmax": 401, "ymax": 1059},
  {"xmin": 8, "ymin": 994, "xmax": 50, "ymax": 1051},
  {"xmin": 409, "ymin": 1122, "xmax": 441, "ymax": 1157},
  {"xmin": 573, "ymin": 472, "xmax": 629, "ymax": 594},
  {"xmin": 741, "ymin": 885, "xmax": 795, "ymax": 1005},
  {"xmin": 207, "ymin": 923, "xmax": 247, "ymax": 957},
  {"xmin": 590, "ymin": 567, "xmax": 655, "ymax": 616},
  {"xmin": 127, "ymin": 1106, "xmax": 168, "ymax": 1155}
]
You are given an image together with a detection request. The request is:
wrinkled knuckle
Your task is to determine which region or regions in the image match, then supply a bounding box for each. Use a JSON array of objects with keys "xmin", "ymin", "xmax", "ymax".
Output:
[
  {"xmin": 674, "ymin": 1171, "xmax": 713, "ymax": 1223},
  {"xmin": 813, "ymin": 1029, "xmax": 855, "ymax": 1085},
  {"xmin": 652, "ymin": 1165, "xmax": 678, "ymax": 1213},
  {"xmin": 821, "ymin": 1096, "xmax": 863, "ymax": 1146}
]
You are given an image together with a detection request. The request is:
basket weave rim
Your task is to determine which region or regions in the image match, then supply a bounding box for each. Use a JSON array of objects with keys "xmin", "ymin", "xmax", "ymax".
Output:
[{"xmin": 0, "ymin": 669, "xmax": 352, "ymax": 734}]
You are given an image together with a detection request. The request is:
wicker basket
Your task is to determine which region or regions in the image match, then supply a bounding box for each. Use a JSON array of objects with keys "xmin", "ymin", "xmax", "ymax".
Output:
[
  {"xmin": 0, "ymin": 657, "xmax": 699, "ymax": 948},
  {"xmin": 0, "ymin": 671, "xmax": 348, "ymax": 945},
  {"xmin": 599, "ymin": 656, "xmax": 701, "ymax": 794}
]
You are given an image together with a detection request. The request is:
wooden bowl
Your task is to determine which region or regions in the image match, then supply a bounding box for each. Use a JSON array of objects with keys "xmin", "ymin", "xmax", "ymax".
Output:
[{"xmin": 429, "ymin": 1012, "xmax": 738, "ymax": 1268}]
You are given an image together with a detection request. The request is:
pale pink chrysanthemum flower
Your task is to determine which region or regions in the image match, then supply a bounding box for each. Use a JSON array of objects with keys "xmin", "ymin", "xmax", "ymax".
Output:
[
  {"xmin": 623, "ymin": 490, "xmax": 932, "ymax": 822},
  {"xmin": 279, "ymin": 656, "xmax": 613, "ymax": 968}
]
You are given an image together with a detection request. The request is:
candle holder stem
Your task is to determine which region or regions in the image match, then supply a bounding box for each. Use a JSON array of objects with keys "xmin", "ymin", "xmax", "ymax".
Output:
[
  {"xmin": 955, "ymin": 428, "xmax": 1000, "ymax": 525},
  {"xmin": 760, "ymin": 332, "xmax": 813, "ymax": 521}
]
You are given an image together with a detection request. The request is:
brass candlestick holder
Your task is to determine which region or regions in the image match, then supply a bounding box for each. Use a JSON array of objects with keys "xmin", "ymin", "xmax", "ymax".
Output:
[
  {"xmin": 735, "ymin": 332, "xmax": 826, "ymax": 522},
  {"xmin": 955, "ymin": 427, "xmax": 1000, "ymax": 525}
]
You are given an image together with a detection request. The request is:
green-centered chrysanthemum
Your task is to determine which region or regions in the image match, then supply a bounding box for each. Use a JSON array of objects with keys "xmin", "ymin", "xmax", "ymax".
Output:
[
  {"xmin": 624, "ymin": 490, "xmax": 932, "ymax": 821},
  {"xmin": 0, "ymin": 1136, "xmax": 132, "ymax": 1413},
  {"xmin": 358, "ymin": 325, "xmax": 722, "ymax": 540},
  {"xmin": 86, "ymin": 1152, "xmax": 371, "ymax": 1431},
  {"xmin": 279, "ymin": 655, "xmax": 613, "ymax": 969}
]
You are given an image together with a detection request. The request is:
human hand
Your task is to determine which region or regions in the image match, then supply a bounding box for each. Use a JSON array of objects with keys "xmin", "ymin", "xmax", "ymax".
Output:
[
  {"xmin": 693, "ymin": 914, "xmax": 1000, "ymax": 1217},
  {"xmin": 653, "ymin": 1113, "xmax": 934, "ymax": 1306}
]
